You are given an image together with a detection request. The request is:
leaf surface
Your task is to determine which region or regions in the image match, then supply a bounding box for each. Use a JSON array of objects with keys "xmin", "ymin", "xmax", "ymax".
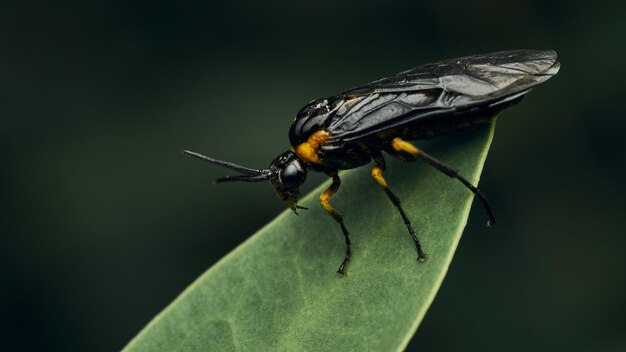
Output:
[{"xmin": 125, "ymin": 122, "xmax": 496, "ymax": 352}]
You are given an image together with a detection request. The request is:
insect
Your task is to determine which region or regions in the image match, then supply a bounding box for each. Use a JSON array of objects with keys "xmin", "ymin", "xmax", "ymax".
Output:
[{"xmin": 185, "ymin": 49, "xmax": 560, "ymax": 275}]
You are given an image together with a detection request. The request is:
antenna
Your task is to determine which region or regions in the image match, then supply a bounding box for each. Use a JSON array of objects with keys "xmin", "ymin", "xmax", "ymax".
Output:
[
  {"xmin": 184, "ymin": 150, "xmax": 272, "ymax": 183},
  {"xmin": 183, "ymin": 150, "xmax": 266, "ymax": 176}
]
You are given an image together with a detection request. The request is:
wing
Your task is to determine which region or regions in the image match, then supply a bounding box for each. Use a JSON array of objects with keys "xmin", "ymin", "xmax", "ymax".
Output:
[{"xmin": 324, "ymin": 49, "xmax": 560, "ymax": 142}]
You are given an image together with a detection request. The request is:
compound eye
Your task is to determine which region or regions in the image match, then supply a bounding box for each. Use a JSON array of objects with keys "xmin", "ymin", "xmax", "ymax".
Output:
[{"xmin": 280, "ymin": 163, "xmax": 306, "ymax": 189}]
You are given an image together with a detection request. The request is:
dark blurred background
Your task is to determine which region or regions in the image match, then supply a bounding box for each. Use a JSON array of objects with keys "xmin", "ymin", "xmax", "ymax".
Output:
[{"xmin": 2, "ymin": 0, "xmax": 625, "ymax": 351}]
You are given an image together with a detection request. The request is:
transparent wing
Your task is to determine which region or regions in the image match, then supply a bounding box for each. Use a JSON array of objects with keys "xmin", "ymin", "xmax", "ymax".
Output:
[{"xmin": 325, "ymin": 50, "xmax": 559, "ymax": 142}]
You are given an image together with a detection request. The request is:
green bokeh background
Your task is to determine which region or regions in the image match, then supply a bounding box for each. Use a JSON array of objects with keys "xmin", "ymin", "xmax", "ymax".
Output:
[{"xmin": 2, "ymin": 1, "xmax": 625, "ymax": 351}]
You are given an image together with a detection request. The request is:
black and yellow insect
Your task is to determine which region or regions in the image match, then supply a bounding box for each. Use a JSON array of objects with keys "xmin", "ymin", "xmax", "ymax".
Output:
[{"xmin": 185, "ymin": 49, "xmax": 560, "ymax": 275}]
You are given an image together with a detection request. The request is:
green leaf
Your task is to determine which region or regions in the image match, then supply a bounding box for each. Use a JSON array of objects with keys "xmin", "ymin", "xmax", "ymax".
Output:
[{"xmin": 125, "ymin": 121, "xmax": 496, "ymax": 352}]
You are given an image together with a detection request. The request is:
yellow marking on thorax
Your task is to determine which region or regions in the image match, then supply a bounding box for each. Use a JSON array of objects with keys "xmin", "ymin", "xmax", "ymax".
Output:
[{"xmin": 292, "ymin": 130, "xmax": 330, "ymax": 165}]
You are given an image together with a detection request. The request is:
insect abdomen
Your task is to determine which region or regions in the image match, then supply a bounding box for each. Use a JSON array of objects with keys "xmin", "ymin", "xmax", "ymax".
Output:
[{"xmin": 384, "ymin": 91, "xmax": 526, "ymax": 141}]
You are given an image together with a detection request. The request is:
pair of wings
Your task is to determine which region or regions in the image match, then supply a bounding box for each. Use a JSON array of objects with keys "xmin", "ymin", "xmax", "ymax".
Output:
[{"xmin": 315, "ymin": 50, "xmax": 560, "ymax": 143}]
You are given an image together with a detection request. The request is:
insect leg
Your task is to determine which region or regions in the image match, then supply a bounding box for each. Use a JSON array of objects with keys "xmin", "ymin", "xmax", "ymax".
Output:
[
  {"xmin": 371, "ymin": 153, "xmax": 427, "ymax": 262},
  {"xmin": 391, "ymin": 137, "xmax": 496, "ymax": 227},
  {"xmin": 320, "ymin": 171, "xmax": 351, "ymax": 275}
]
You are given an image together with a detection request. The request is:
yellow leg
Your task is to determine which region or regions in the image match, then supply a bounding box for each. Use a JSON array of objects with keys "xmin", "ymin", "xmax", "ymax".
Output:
[
  {"xmin": 320, "ymin": 172, "xmax": 351, "ymax": 275},
  {"xmin": 391, "ymin": 137, "xmax": 421, "ymax": 156},
  {"xmin": 371, "ymin": 166, "xmax": 388, "ymax": 188},
  {"xmin": 320, "ymin": 177, "xmax": 343, "ymax": 224},
  {"xmin": 371, "ymin": 159, "xmax": 426, "ymax": 261},
  {"xmin": 391, "ymin": 137, "xmax": 496, "ymax": 227}
]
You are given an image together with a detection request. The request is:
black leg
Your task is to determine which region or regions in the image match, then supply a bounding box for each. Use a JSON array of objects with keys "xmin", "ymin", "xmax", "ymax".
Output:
[
  {"xmin": 391, "ymin": 137, "xmax": 496, "ymax": 227},
  {"xmin": 320, "ymin": 171, "xmax": 351, "ymax": 275},
  {"xmin": 371, "ymin": 153, "xmax": 427, "ymax": 261}
]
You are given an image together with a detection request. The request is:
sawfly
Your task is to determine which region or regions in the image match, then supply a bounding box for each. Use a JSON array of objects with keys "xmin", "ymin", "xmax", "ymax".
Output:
[{"xmin": 185, "ymin": 49, "xmax": 560, "ymax": 274}]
